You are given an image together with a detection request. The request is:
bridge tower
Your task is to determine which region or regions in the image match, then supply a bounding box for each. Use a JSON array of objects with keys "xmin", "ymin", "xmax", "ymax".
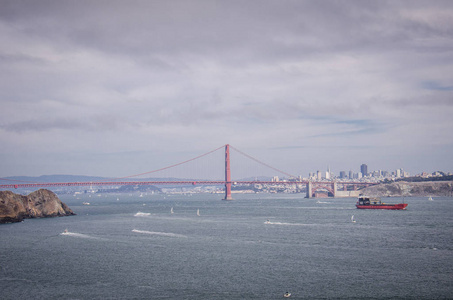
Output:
[
  {"xmin": 306, "ymin": 181, "xmax": 312, "ymax": 198},
  {"xmin": 224, "ymin": 144, "xmax": 233, "ymax": 200}
]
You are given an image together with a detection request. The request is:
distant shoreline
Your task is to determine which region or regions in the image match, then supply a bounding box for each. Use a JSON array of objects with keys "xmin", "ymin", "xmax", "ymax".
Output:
[{"xmin": 360, "ymin": 180, "xmax": 453, "ymax": 197}]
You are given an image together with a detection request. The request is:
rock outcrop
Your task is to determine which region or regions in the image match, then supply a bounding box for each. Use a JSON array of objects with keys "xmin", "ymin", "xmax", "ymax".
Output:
[
  {"xmin": 360, "ymin": 181, "xmax": 453, "ymax": 197},
  {"xmin": 0, "ymin": 189, "xmax": 75, "ymax": 224}
]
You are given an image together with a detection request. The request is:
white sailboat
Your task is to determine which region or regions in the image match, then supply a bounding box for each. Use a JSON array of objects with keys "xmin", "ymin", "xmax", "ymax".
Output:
[
  {"xmin": 170, "ymin": 207, "xmax": 174, "ymax": 214},
  {"xmin": 428, "ymin": 196, "xmax": 433, "ymax": 201},
  {"xmin": 351, "ymin": 215, "xmax": 356, "ymax": 223},
  {"xmin": 197, "ymin": 209, "xmax": 200, "ymax": 216}
]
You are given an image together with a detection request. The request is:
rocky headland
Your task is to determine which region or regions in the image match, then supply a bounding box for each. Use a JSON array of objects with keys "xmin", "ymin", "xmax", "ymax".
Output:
[
  {"xmin": 0, "ymin": 189, "xmax": 75, "ymax": 224},
  {"xmin": 360, "ymin": 180, "xmax": 453, "ymax": 197}
]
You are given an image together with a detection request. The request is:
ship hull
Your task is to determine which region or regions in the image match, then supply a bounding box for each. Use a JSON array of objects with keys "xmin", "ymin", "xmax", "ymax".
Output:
[{"xmin": 356, "ymin": 203, "xmax": 408, "ymax": 210}]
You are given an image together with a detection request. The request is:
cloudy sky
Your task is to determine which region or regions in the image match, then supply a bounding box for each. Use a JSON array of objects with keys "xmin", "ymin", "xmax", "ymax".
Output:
[{"xmin": 1, "ymin": 0, "xmax": 452, "ymax": 179}]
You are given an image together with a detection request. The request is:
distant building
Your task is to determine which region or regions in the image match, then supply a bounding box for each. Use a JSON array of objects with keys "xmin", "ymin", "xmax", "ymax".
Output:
[
  {"xmin": 339, "ymin": 171, "xmax": 346, "ymax": 178},
  {"xmin": 349, "ymin": 170, "xmax": 353, "ymax": 179},
  {"xmin": 360, "ymin": 164, "xmax": 368, "ymax": 177},
  {"xmin": 317, "ymin": 170, "xmax": 322, "ymax": 180}
]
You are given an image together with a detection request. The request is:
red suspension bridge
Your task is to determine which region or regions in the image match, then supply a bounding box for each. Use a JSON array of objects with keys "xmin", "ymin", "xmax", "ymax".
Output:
[{"xmin": 0, "ymin": 144, "xmax": 374, "ymax": 199}]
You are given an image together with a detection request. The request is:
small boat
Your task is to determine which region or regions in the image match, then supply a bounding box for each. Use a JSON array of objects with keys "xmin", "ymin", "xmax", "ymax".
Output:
[
  {"xmin": 351, "ymin": 215, "xmax": 356, "ymax": 223},
  {"xmin": 170, "ymin": 207, "xmax": 174, "ymax": 214},
  {"xmin": 284, "ymin": 292, "xmax": 291, "ymax": 298},
  {"xmin": 197, "ymin": 209, "xmax": 200, "ymax": 216},
  {"xmin": 264, "ymin": 219, "xmax": 271, "ymax": 224},
  {"xmin": 82, "ymin": 202, "xmax": 90, "ymax": 205},
  {"xmin": 356, "ymin": 196, "xmax": 408, "ymax": 210},
  {"xmin": 63, "ymin": 229, "xmax": 68, "ymax": 234},
  {"xmin": 428, "ymin": 196, "xmax": 433, "ymax": 201}
]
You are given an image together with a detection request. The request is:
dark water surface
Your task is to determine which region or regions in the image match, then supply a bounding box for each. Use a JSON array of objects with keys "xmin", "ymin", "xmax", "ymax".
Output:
[{"xmin": 1, "ymin": 194, "xmax": 452, "ymax": 299}]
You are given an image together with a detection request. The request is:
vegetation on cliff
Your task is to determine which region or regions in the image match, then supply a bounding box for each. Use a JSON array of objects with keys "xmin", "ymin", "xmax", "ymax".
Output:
[{"xmin": 0, "ymin": 189, "xmax": 75, "ymax": 224}]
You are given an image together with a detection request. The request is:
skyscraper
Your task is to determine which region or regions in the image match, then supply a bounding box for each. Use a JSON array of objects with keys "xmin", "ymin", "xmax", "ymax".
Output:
[
  {"xmin": 317, "ymin": 170, "xmax": 322, "ymax": 180},
  {"xmin": 361, "ymin": 164, "xmax": 368, "ymax": 177}
]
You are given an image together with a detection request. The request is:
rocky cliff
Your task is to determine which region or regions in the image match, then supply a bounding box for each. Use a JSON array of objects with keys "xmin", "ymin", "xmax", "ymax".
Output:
[
  {"xmin": 0, "ymin": 189, "xmax": 75, "ymax": 224},
  {"xmin": 360, "ymin": 181, "xmax": 453, "ymax": 197}
]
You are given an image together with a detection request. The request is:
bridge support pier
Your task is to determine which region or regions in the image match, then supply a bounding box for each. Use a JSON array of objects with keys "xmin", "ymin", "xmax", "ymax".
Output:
[
  {"xmin": 224, "ymin": 144, "xmax": 233, "ymax": 200},
  {"xmin": 306, "ymin": 182, "xmax": 312, "ymax": 198}
]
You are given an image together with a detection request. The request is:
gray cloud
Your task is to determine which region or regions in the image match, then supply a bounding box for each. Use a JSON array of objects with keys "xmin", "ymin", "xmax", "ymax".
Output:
[{"xmin": 0, "ymin": 0, "xmax": 452, "ymax": 177}]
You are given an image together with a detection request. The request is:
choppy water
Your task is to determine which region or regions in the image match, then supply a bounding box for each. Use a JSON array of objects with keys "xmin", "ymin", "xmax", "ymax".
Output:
[{"xmin": 1, "ymin": 194, "xmax": 452, "ymax": 299}]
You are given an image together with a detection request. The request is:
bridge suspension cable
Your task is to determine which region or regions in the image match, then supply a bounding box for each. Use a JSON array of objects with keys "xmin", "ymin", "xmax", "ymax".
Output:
[
  {"xmin": 0, "ymin": 177, "xmax": 38, "ymax": 183},
  {"xmin": 229, "ymin": 145, "xmax": 298, "ymax": 179},
  {"xmin": 100, "ymin": 145, "xmax": 226, "ymax": 181}
]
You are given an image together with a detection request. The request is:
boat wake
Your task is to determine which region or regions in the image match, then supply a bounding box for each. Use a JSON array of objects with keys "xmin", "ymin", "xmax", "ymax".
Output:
[
  {"xmin": 134, "ymin": 212, "xmax": 151, "ymax": 217},
  {"xmin": 132, "ymin": 229, "xmax": 187, "ymax": 238},
  {"xmin": 301, "ymin": 207, "xmax": 353, "ymax": 210},
  {"xmin": 264, "ymin": 221, "xmax": 313, "ymax": 226},
  {"xmin": 60, "ymin": 232, "xmax": 100, "ymax": 240}
]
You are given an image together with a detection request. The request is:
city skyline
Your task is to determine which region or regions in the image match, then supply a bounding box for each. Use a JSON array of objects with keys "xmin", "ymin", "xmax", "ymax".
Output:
[
  {"xmin": 1, "ymin": 1, "xmax": 452, "ymax": 178},
  {"xmin": 308, "ymin": 163, "xmax": 452, "ymax": 181}
]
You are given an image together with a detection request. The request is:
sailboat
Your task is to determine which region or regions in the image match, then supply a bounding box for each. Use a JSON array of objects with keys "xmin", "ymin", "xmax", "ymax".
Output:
[
  {"xmin": 428, "ymin": 196, "xmax": 433, "ymax": 201},
  {"xmin": 351, "ymin": 215, "xmax": 356, "ymax": 223},
  {"xmin": 170, "ymin": 207, "xmax": 174, "ymax": 214},
  {"xmin": 197, "ymin": 209, "xmax": 200, "ymax": 216}
]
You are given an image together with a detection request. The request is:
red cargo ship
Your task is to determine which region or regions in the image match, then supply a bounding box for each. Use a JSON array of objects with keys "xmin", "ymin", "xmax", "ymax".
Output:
[{"xmin": 356, "ymin": 196, "xmax": 408, "ymax": 210}]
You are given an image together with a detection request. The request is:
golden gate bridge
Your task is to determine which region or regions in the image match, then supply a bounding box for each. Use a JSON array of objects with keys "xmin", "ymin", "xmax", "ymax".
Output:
[{"xmin": 0, "ymin": 144, "xmax": 374, "ymax": 198}]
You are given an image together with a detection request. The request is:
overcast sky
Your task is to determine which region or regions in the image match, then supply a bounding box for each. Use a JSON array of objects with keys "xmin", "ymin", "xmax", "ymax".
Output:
[{"xmin": 1, "ymin": 0, "xmax": 452, "ymax": 179}]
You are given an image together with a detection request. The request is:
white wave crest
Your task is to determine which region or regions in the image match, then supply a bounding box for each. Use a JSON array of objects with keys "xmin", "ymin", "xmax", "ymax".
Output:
[
  {"xmin": 132, "ymin": 229, "xmax": 187, "ymax": 238},
  {"xmin": 134, "ymin": 212, "xmax": 151, "ymax": 217}
]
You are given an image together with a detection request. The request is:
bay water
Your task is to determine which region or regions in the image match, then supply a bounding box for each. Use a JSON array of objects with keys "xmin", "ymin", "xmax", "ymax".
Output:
[{"xmin": 1, "ymin": 193, "xmax": 452, "ymax": 299}]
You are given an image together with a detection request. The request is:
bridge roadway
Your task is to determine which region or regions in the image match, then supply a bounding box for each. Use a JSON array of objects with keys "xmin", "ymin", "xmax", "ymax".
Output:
[{"xmin": 0, "ymin": 180, "xmax": 372, "ymax": 189}]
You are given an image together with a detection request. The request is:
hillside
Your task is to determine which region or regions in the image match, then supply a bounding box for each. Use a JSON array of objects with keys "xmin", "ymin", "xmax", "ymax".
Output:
[
  {"xmin": 0, "ymin": 189, "xmax": 75, "ymax": 224},
  {"xmin": 361, "ymin": 180, "xmax": 453, "ymax": 197}
]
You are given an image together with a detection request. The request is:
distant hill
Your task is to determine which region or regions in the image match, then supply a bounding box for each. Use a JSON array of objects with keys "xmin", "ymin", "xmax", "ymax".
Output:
[
  {"xmin": 361, "ymin": 180, "xmax": 453, "ymax": 197},
  {"xmin": 393, "ymin": 175, "xmax": 453, "ymax": 183},
  {"xmin": 3, "ymin": 175, "xmax": 107, "ymax": 183},
  {"xmin": 2, "ymin": 174, "xmax": 271, "ymax": 183},
  {"xmin": 2, "ymin": 175, "xmax": 208, "ymax": 183}
]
